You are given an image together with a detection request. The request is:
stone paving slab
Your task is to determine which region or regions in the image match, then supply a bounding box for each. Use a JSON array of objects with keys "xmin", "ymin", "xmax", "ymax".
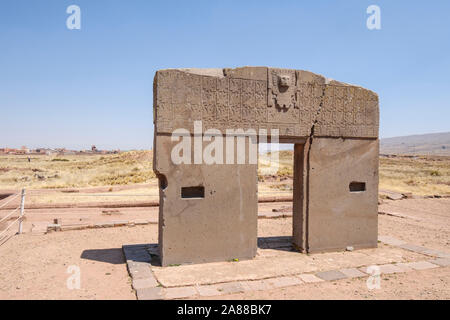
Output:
[
  {"xmin": 112, "ymin": 220, "xmax": 129, "ymax": 227},
  {"xmin": 398, "ymin": 261, "xmax": 439, "ymax": 271},
  {"xmin": 165, "ymin": 286, "xmax": 198, "ymax": 299},
  {"xmin": 264, "ymin": 276, "xmax": 303, "ymax": 288},
  {"xmin": 151, "ymin": 245, "xmax": 424, "ymax": 287},
  {"xmin": 315, "ymin": 270, "xmax": 347, "ymax": 281},
  {"xmin": 196, "ymin": 282, "xmax": 250, "ymax": 296},
  {"xmin": 196, "ymin": 284, "xmax": 224, "ymax": 297},
  {"xmin": 128, "ymin": 264, "xmax": 154, "ymax": 280},
  {"xmin": 136, "ymin": 287, "xmax": 163, "ymax": 300},
  {"xmin": 379, "ymin": 263, "xmax": 410, "ymax": 274},
  {"xmin": 132, "ymin": 277, "xmax": 158, "ymax": 290},
  {"xmin": 358, "ymin": 263, "xmax": 407, "ymax": 275},
  {"xmin": 123, "ymin": 244, "xmax": 161, "ymax": 299},
  {"xmin": 217, "ymin": 282, "xmax": 249, "ymax": 294},
  {"xmin": 378, "ymin": 235, "xmax": 450, "ymax": 258},
  {"xmin": 421, "ymin": 249, "xmax": 450, "ymax": 259},
  {"xmin": 243, "ymin": 279, "xmax": 272, "ymax": 291},
  {"xmin": 124, "ymin": 236, "xmax": 450, "ymax": 300},
  {"xmin": 298, "ymin": 274, "xmax": 324, "ymax": 283},
  {"xmin": 378, "ymin": 235, "xmax": 407, "ymax": 246},
  {"xmin": 339, "ymin": 268, "xmax": 367, "ymax": 278},
  {"xmin": 428, "ymin": 258, "xmax": 450, "ymax": 267}
]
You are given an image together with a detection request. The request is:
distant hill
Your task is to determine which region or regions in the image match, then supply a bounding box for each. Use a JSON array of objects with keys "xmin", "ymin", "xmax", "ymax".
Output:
[{"xmin": 380, "ymin": 132, "xmax": 450, "ymax": 156}]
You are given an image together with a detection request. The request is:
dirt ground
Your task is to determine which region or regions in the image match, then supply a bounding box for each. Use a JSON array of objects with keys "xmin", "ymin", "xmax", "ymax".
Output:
[
  {"xmin": 0, "ymin": 198, "xmax": 449, "ymax": 300},
  {"xmin": 206, "ymin": 267, "xmax": 450, "ymax": 300}
]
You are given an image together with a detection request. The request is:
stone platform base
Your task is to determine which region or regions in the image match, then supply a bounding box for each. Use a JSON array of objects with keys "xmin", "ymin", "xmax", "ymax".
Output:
[{"xmin": 123, "ymin": 236, "xmax": 450, "ymax": 300}]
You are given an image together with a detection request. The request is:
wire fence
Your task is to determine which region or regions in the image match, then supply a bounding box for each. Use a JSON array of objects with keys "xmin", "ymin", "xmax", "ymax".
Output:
[
  {"xmin": 24, "ymin": 190, "xmax": 156, "ymax": 197},
  {"xmin": 0, "ymin": 189, "xmax": 25, "ymax": 245}
]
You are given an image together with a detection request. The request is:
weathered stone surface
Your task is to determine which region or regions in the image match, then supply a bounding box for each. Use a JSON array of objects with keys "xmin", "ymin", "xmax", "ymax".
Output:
[
  {"xmin": 133, "ymin": 219, "xmax": 153, "ymax": 225},
  {"xmin": 244, "ymin": 280, "xmax": 272, "ymax": 291},
  {"xmin": 154, "ymin": 135, "xmax": 258, "ymax": 266},
  {"xmin": 264, "ymin": 276, "xmax": 303, "ymax": 288},
  {"xmin": 315, "ymin": 270, "xmax": 347, "ymax": 281},
  {"xmin": 428, "ymin": 258, "xmax": 450, "ymax": 267},
  {"xmin": 378, "ymin": 235, "xmax": 407, "ymax": 246},
  {"xmin": 136, "ymin": 287, "xmax": 163, "ymax": 300},
  {"xmin": 153, "ymin": 67, "xmax": 379, "ymax": 266},
  {"xmin": 128, "ymin": 263, "xmax": 154, "ymax": 280},
  {"xmin": 217, "ymin": 282, "xmax": 248, "ymax": 294},
  {"xmin": 339, "ymin": 268, "xmax": 367, "ymax": 278},
  {"xmin": 386, "ymin": 193, "xmax": 404, "ymax": 201},
  {"xmin": 358, "ymin": 263, "xmax": 412, "ymax": 275},
  {"xmin": 165, "ymin": 286, "xmax": 198, "ymax": 299},
  {"xmin": 113, "ymin": 220, "xmax": 128, "ymax": 227},
  {"xmin": 93, "ymin": 222, "xmax": 114, "ymax": 228},
  {"xmin": 154, "ymin": 67, "xmax": 378, "ymax": 138},
  {"xmin": 304, "ymin": 137, "xmax": 379, "ymax": 253},
  {"xmin": 398, "ymin": 261, "xmax": 439, "ymax": 271},
  {"xmin": 298, "ymin": 274, "xmax": 324, "ymax": 283},
  {"xmin": 196, "ymin": 282, "xmax": 248, "ymax": 296},
  {"xmin": 132, "ymin": 277, "xmax": 158, "ymax": 290},
  {"xmin": 196, "ymin": 284, "xmax": 223, "ymax": 297},
  {"xmin": 377, "ymin": 263, "xmax": 410, "ymax": 274},
  {"xmin": 47, "ymin": 224, "xmax": 61, "ymax": 232},
  {"xmin": 123, "ymin": 244, "xmax": 153, "ymax": 264},
  {"xmin": 398, "ymin": 243, "xmax": 433, "ymax": 255}
]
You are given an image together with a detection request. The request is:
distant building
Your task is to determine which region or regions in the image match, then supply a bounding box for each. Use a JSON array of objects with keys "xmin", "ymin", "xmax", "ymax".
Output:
[{"xmin": 20, "ymin": 146, "xmax": 30, "ymax": 154}]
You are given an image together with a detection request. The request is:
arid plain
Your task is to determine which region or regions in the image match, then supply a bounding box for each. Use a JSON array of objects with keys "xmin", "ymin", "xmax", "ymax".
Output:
[{"xmin": 0, "ymin": 150, "xmax": 449, "ymax": 299}]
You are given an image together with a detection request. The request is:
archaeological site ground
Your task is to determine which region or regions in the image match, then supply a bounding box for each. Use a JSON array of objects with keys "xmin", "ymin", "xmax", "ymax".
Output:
[{"xmin": 1, "ymin": 2, "xmax": 449, "ymax": 308}]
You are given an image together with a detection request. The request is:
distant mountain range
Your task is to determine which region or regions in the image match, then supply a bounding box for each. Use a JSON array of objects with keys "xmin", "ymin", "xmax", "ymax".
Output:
[{"xmin": 380, "ymin": 132, "xmax": 450, "ymax": 156}]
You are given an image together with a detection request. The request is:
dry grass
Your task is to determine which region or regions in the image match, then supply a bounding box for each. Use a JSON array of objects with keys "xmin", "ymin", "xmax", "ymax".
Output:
[
  {"xmin": 1, "ymin": 150, "xmax": 449, "ymax": 197},
  {"xmin": 259, "ymin": 151, "xmax": 450, "ymax": 196},
  {"xmin": 0, "ymin": 151, "xmax": 156, "ymax": 190},
  {"xmin": 379, "ymin": 155, "xmax": 450, "ymax": 196},
  {"xmin": 24, "ymin": 186, "xmax": 159, "ymax": 206}
]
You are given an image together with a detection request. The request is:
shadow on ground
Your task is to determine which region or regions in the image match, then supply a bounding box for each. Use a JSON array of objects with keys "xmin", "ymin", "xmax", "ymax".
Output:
[
  {"xmin": 258, "ymin": 236, "xmax": 294, "ymax": 251},
  {"xmin": 81, "ymin": 248, "xmax": 125, "ymax": 264},
  {"xmin": 83, "ymin": 237, "xmax": 294, "ymax": 265}
]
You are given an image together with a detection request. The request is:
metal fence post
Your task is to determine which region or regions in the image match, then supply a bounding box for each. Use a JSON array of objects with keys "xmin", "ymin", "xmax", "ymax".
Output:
[{"xmin": 18, "ymin": 188, "xmax": 25, "ymax": 234}]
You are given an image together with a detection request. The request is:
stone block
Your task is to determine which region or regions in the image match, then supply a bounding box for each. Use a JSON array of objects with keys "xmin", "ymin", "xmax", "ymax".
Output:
[
  {"xmin": 128, "ymin": 263, "xmax": 154, "ymax": 280},
  {"xmin": 153, "ymin": 67, "xmax": 379, "ymax": 266},
  {"xmin": 217, "ymin": 282, "xmax": 247, "ymax": 294},
  {"xmin": 315, "ymin": 270, "xmax": 347, "ymax": 281},
  {"xmin": 428, "ymin": 258, "xmax": 450, "ymax": 267},
  {"xmin": 380, "ymin": 263, "xmax": 412, "ymax": 273},
  {"xmin": 136, "ymin": 287, "xmax": 163, "ymax": 300},
  {"xmin": 132, "ymin": 277, "xmax": 158, "ymax": 290},
  {"xmin": 378, "ymin": 235, "xmax": 407, "ymax": 246},
  {"xmin": 398, "ymin": 261, "xmax": 439, "ymax": 271},
  {"xmin": 398, "ymin": 243, "xmax": 429, "ymax": 254},
  {"xmin": 244, "ymin": 280, "xmax": 272, "ymax": 291},
  {"xmin": 264, "ymin": 276, "xmax": 303, "ymax": 288},
  {"xmin": 196, "ymin": 284, "xmax": 223, "ymax": 297},
  {"xmin": 165, "ymin": 286, "xmax": 197, "ymax": 299},
  {"xmin": 113, "ymin": 220, "xmax": 128, "ymax": 227},
  {"xmin": 133, "ymin": 219, "xmax": 151, "ymax": 225},
  {"xmin": 298, "ymin": 274, "xmax": 324, "ymax": 283},
  {"xmin": 339, "ymin": 268, "xmax": 367, "ymax": 278}
]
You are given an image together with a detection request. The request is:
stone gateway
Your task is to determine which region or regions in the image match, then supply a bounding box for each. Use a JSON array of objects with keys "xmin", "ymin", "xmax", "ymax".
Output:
[{"xmin": 153, "ymin": 67, "xmax": 379, "ymax": 266}]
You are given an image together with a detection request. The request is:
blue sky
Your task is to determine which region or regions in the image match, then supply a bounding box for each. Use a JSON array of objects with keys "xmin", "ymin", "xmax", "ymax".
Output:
[{"xmin": 1, "ymin": 0, "xmax": 449, "ymax": 150}]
